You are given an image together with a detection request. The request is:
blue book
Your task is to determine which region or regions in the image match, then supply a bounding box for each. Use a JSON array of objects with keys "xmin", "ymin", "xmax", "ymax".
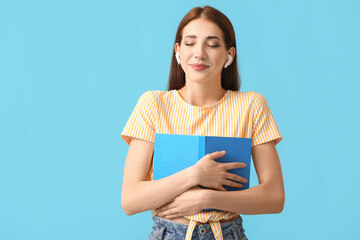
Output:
[{"xmin": 153, "ymin": 133, "xmax": 252, "ymax": 211}]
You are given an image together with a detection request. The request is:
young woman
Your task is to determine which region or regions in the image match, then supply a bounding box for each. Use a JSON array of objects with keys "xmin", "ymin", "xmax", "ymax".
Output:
[{"xmin": 121, "ymin": 6, "xmax": 285, "ymax": 240}]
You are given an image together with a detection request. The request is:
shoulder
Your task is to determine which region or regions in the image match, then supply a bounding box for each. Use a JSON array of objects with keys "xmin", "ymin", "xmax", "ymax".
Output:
[
  {"xmin": 137, "ymin": 90, "xmax": 154, "ymax": 101},
  {"xmin": 251, "ymin": 91, "xmax": 266, "ymax": 100},
  {"xmin": 228, "ymin": 90, "xmax": 266, "ymax": 102},
  {"xmin": 228, "ymin": 91, "xmax": 270, "ymax": 111},
  {"xmin": 136, "ymin": 90, "xmax": 176, "ymax": 106},
  {"xmin": 250, "ymin": 91, "xmax": 268, "ymax": 106},
  {"xmin": 132, "ymin": 91, "xmax": 157, "ymax": 112},
  {"xmin": 248, "ymin": 91, "xmax": 273, "ymax": 113},
  {"xmin": 143, "ymin": 90, "xmax": 177, "ymax": 102},
  {"xmin": 139, "ymin": 90, "xmax": 174, "ymax": 97},
  {"xmin": 136, "ymin": 90, "xmax": 161, "ymax": 102}
]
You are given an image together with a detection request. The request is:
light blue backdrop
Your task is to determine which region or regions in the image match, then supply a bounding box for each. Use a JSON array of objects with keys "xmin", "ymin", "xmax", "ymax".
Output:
[{"xmin": 1, "ymin": 0, "xmax": 359, "ymax": 239}]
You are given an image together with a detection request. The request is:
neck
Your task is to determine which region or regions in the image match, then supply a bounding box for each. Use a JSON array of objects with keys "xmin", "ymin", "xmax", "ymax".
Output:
[{"xmin": 177, "ymin": 83, "xmax": 227, "ymax": 107}]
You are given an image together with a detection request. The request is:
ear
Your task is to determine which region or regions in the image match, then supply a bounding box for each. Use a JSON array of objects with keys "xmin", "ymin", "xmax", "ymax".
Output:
[
  {"xmin": 226, "ymin": 47, "xmax": 236, "ymax": 66},
  {"xmin": 175, "ymin": 42, "xmax": 180, "ymax": 53}
]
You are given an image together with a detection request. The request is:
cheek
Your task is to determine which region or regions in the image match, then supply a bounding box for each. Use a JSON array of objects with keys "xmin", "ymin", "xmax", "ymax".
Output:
[
  {"xmin": 183, "ymin": 54, "xmax": 192, "ymax": 63},
  {"xmin": 211, "ymin": 54, "xmax": 226, "ymax": 66},
  {"xmin": 212, "ymin": 59, "xmax": 225, "ymax": 70}
]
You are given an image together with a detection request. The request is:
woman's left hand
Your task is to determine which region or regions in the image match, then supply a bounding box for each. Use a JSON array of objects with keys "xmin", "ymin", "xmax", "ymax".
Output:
[{"xmin": 155, "ymin": 186, "xmax": 208, "ymax": 219}]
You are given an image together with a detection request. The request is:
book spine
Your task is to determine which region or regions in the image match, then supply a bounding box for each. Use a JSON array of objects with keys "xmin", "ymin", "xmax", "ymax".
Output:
[{"xmin": 198, "ymin": 136, "xmax": 206, "ymax": 160}]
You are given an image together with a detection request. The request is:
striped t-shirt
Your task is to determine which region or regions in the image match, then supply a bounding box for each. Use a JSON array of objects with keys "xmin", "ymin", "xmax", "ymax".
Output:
[{"xmin": 121, "ymin": 89, "xmax": 282, "ymax": 239}]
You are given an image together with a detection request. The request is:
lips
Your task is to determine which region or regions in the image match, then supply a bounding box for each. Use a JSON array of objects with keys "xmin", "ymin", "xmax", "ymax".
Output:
[{"xmin": 190, "ymin": 64, "xmax": 209, "ymax": 70}]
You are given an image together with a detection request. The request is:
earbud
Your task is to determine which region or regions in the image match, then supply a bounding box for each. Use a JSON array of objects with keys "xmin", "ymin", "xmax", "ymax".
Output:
[
  {"xmin": 224, "ymin": 54, "xmax": 232, "ymax": 68},
  {"xmin": 175, "ymin": 52, "xmax": 180, "ymax": 64}
]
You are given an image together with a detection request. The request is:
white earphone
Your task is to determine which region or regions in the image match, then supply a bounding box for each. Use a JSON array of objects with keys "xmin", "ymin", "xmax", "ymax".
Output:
[
  {"xmin": 175, "ymin": 51, "xmax": 180, "ymax": 64},
  {"xmin": 224, "ymin": 54, "xmax": 232, "ymax": 68},
  {"xmin": 175, "ymin": 52, "xmax": 232, "ymax": 68}
]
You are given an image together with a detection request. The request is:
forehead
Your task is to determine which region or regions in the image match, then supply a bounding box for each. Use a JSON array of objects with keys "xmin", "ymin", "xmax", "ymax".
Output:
[{"xmin": 182, "ymin": 18, "xmax": 223, "ymax": 40}]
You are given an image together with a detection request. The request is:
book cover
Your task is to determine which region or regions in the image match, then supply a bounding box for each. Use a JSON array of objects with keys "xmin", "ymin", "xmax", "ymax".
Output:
[{"xmin": 153, "ymin": 133, "xmax": 252, "ymax": 211}]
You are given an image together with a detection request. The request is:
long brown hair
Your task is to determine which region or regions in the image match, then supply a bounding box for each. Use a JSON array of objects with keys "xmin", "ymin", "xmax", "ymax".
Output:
[{"xmin": 167, "ymin": 6, "xmax": 240, "ymax": 91}]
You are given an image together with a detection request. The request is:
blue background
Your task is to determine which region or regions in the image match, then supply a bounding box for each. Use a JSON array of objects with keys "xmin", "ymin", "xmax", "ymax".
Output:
[{"xmin": 1, "ymin": 0, "xmax": 359, "ymax": 239}]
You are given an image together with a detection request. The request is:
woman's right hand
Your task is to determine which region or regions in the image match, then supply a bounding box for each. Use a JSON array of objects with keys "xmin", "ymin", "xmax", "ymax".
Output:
[{"xmin": 192, "ymin": 150, "xmax": 247, "ymax": 191}]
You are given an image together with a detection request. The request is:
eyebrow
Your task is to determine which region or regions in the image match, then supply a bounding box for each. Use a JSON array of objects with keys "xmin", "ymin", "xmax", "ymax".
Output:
[{"xmin": 184, "ymin": 35, "xmax": 220, "ymax": 40}]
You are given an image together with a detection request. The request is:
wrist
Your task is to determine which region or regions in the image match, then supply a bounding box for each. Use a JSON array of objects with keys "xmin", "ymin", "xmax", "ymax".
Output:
[
  {"xmin": 202, "ymin": 189, "xmax": 215, "ymax": 209},
  {"xmin": 188, "ymin": 165, "xmax": 200, "ymax": 186}
]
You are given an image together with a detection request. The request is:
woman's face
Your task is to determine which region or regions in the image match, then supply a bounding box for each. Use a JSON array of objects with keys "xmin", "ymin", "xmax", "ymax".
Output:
[{"xmin": 175, "ymin": 18, "xmax": 235, "ymax": 85}]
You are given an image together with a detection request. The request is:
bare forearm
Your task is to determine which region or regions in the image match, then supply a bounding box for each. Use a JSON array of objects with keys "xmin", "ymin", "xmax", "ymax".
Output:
[
  {"xmin": 204, "ymin": 183, "xmax": 285, "ymax": 215},
  {"xmin": 122, "ymin": 166, "xmax": 197, "ymax": 215}
]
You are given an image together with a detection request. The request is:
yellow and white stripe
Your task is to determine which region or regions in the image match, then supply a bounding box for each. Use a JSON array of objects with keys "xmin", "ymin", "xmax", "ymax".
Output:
[
  {"xmin": 121, "ymin": 89, "xmax": 282, "ymax": 239},
  {"xmin": 184, "ymin": 211, "xmax": 237, "ymax": 240}
]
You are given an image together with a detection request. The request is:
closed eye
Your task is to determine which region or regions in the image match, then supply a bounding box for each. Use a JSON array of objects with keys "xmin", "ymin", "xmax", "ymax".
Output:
[{"xmin": 185, "ymin": 44, "xmax": 219, "ymax": 48}]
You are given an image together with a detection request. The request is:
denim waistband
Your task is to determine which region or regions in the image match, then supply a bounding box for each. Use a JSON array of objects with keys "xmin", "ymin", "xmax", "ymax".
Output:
[{"xmin": 152, "ymin": 215, "xmax": 243, "ymax": 233}]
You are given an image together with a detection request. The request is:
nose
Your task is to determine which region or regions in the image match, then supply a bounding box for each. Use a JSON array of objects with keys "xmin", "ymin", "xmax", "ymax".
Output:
[{"xmin": 194, "ymin": 44, "xmax": 206, "ymax": 60}]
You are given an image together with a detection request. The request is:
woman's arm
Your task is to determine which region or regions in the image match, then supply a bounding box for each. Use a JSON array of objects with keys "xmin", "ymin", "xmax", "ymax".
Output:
[
  {"xmin": 204, "ymin": 140, "xmax": 285, "ymax": 214},
  {"xmin": 121, "ymin": 137, "xmax": 245, "ymax": 215},
  {"xmin": 121, "ymin": 137, "xmax": 196, "ymax": 215},
  {"xmin": 155, "ymin": 140, "xmax": 285, "ymax": 218}
]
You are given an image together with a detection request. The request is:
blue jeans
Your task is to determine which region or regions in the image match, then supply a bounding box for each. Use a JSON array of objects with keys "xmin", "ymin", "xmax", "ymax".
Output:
[{"xmin": 148, "ymin": 216, "xmax": 248, "ymax": 240}]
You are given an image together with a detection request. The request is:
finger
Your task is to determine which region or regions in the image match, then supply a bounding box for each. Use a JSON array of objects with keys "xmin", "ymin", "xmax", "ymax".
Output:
[
  {"xmin": 226, "ymin": 173, "xmax": 248, "ymax": 184},
  {"xmin": 165, "ymin": 213, "xmax": 182, "ymax": 219},
  {"xmin": 206, "ymin": 150, "xmax": 226, "ymax": 160},
  {"xmin": 224, "ymin": 179, "xmax": 243, "ymax": 189},
  {"xmin": 217, "ymin": 184, "xmax": 227, "ymax": 191},
  {"xmin": 224, "ymin": 162, "xmax": 246, "ymax": 170},
  {"xmin": 155, "ymin": 201, "xmax": 175, "ymax": 214},
  {"xmin": 157, "ymin": 208, "xmax": 178, "ymax": 218},
  {"xmin": 155, "ymin": 205, "xmax": 166, "ymax": 213}
]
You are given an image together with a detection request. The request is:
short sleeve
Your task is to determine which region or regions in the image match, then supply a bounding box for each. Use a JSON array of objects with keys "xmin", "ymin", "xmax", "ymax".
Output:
[
  {"xmin": 121, "ymin": 91, "xmax": 156, "ymax": 145},
  {"xmin": 251, "ymin": 92, "xmax": 283, "ymax": 147}
]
